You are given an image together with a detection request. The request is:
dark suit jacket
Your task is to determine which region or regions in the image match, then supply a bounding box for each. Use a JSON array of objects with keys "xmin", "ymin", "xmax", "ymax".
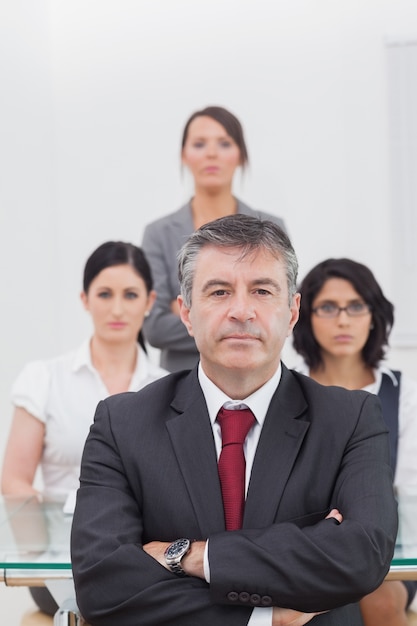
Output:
[{"xmin": 71, "ymin": 365, "xmax": 398, "ymax": 626}]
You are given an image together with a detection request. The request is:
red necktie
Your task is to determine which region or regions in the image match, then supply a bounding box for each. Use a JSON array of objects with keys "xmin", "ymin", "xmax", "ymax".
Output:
[{"xmin": 217, "ymin": 406, "xmax": 256, "ymax": 531}]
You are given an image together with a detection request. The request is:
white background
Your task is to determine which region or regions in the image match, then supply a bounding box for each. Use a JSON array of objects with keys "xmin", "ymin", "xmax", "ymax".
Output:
[{"xmin": 1, "ymin": 0, "xmax": 417, "ymax": 464}]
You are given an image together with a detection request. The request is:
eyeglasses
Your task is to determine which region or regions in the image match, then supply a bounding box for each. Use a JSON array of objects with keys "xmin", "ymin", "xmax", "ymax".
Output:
[{"xmin": 312, "ymin": 302, "xmax": 372, "ymax": 318}]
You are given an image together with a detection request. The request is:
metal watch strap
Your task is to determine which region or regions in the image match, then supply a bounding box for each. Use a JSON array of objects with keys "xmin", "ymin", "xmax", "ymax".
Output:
[{"xmin": 167, "ymin": 560, "xmax": 188, "ymax": 576}]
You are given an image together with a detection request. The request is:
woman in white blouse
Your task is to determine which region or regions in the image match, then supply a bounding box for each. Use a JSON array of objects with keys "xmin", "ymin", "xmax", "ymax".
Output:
[
  {"xmin": 292, "ymin": 257, "xmax": 417, "ymax": 626},
  {"xmin": 1, "ymin": 240, "xmax": 168, "ymax": 615}
]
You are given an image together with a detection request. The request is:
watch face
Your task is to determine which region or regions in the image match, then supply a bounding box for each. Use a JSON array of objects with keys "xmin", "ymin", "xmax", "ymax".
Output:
[{"xmin": 166, "ymin": 538, "xmax": 190, "ymax": 559}]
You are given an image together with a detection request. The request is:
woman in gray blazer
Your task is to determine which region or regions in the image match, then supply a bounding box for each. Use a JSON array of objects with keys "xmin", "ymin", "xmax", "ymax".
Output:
[{"xmin": 142, "ymin": 105, "xmax": 287, "ymax": 372}]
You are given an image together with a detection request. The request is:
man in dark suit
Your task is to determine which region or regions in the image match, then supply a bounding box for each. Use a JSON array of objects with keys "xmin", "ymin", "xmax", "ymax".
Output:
[{"xmin": 71, "ymin": 214, "xmax": 398, "ymax": 626}]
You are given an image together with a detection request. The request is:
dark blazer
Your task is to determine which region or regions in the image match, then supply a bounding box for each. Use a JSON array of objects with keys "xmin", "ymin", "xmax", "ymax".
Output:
[{"xmin": 71, "ymin": 365, "xmax": 398, "ymax": 626}]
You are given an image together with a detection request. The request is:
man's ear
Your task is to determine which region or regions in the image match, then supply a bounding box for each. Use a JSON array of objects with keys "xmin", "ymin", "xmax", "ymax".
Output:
[
  {"xmin": 287, "ymin": 292, "xmax": 301, "ymax": 337},
  {"xmin": 178, "ymin": 295, "xmax": 194, "ymax": 337}
]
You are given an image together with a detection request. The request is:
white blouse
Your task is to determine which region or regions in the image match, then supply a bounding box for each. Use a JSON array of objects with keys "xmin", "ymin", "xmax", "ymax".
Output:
[{"xmin": 11, "ymin": 340, "xmax": 168, "ymax": 501}]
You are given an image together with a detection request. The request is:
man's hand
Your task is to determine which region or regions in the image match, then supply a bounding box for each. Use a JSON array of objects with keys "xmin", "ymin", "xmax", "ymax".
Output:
[
  {"xmin": 325, "ymin": 508, "xmax": 343, "ymax": 523},
  {"xmin": 142, "ymin": 541, "xmax": 170, "ymax": 568},
  {"xmin": 143, "ymin": 509, "xmax": 342, "ymax": 607},
  {"xmin": 273, "ymin": 607, "xmax": 327, "ymax": 626}
]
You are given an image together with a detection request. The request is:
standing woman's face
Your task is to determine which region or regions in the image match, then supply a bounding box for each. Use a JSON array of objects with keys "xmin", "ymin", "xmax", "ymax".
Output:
[
  {"xmin": 181, "ymin": 116, "xmax": 242, "ymax": 191},
  {"xmin": 310, "ymin": 278, "xmax": 373, "ymax": 360},
  {"xmin": 81, "ymin": 264, "xmax": 156, "ymax": 345}
]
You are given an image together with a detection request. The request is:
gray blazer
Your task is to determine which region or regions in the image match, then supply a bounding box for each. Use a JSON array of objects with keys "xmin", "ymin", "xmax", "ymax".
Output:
[
  {"xmin": 141, "ymin": 199, "xmax": 287, "ymax": 372},
  {"xmin": 71, "ymin": 365, "xmax": 397, "ymax": 626}
]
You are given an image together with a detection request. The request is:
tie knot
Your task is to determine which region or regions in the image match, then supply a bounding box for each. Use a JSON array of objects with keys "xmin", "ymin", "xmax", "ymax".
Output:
[{"xmin": 217, "ymin": 407, "xmax": 255, "ymax": 446}]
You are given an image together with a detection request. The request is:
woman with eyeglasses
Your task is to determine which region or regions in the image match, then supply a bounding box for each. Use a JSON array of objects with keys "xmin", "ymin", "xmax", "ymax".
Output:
[{"xmin": 292, "ymin": 257, "xmax": 417, "ymax": 626}]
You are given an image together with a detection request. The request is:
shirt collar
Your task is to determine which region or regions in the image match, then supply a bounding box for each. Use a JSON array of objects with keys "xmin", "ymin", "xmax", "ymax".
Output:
[
  {"xmin": 376, "ymin": 364, "xmax": 399, "ymax": 386},
  {"xmin": 130, "ymin": 345, "xmax": 151, "ymax": 389},
  {"xmin": 72, "ymin": 339, "xmax": 95, "ymax": 373},
  {"xmin": 72, "ymin": 339, "xmax": 145, "ymax": 391},
  {"xmin": 295, "ymin": 359, "xmax": 399, "ymax": 392},
  {"xmin": 364, "ymin": 365, "xmax": 399, "ymax": 393},
  {"xmin": 198, "ymin": 362, "xmax": 282, "ymax": 427}
]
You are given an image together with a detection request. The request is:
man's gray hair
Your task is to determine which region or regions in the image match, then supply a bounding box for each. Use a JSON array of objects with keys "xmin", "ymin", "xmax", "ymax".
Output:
[{"xmin": 177, "ymin": 214, "xmax": 298, "ymax": 308}]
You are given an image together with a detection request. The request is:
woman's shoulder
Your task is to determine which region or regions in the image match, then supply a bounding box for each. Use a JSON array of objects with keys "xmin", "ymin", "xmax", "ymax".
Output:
[
  {"xmin": 290, "ymin": 358, "xmax": 310, "ymax": 376},
  {"xmin": 146, "ymin": 362, "xmax": 170, "ymax": 381},
  {"xmin": 13, "ymin": 344, "xmax": 85, "ymax": 388},
  {"xmin": 143, "ymin": 202, "xmax": 192, "ymax": 235},
  {"xmin": 11, "ymin": 355, "xmax": 58, "ymax": 419}
]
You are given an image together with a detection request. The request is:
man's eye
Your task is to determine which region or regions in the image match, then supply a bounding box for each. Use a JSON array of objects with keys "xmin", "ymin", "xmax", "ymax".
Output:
[
  {"xmin": 256, "ymin": 289, "xmax": 271, "ymax": 296},
  {"xmin": 212, "ymin": 290, "xmax": 228, "ymax": 296}
]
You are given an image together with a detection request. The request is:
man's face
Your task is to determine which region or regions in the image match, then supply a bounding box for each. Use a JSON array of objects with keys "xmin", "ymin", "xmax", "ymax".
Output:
[{"xmin": 179, "ymin": 245, "xmax": 300, "ymax": 384}]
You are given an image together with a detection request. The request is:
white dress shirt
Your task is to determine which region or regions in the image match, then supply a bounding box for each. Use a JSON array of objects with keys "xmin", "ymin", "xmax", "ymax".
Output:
[{"xmin": 198, "ymin": 362, "xmax": 283, "ymax": 626}]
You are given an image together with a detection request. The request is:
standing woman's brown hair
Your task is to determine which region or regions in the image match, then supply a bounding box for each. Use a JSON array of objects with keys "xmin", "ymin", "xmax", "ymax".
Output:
[{"xmin": 142, "ymin": 104, "xmax": 287, "ymax": 372}]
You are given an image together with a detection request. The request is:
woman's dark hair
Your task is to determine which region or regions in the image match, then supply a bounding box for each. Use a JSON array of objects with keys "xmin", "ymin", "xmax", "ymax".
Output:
[
  {"xmin": 83, "ymin": 241, "xmax": 153, "ymax": 352},
  {"xmin": 292, "ymin": 258, "xmax": 394, "ymax": 369},
  {"xmin": 181, "ymin": 105, "xmax": 249, "ymax": 167}
]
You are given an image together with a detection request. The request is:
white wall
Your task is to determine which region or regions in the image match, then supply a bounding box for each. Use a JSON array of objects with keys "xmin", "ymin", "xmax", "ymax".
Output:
[{"xmin": 1, "ymin": 0, "xmax": 417, "ymax": 461}]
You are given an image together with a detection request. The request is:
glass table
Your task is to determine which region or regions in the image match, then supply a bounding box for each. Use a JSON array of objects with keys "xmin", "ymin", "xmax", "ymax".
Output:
[
  {"xmin": 387, "ymin": 487, "xmax": 417, "ymax": 580},
  {"xmin": 0, "ymin": 496, "xmax": 81, "ymax": 625},
  {"xmin": 0, "ymin": 492, "xmax": 417, "ymax": 622}
]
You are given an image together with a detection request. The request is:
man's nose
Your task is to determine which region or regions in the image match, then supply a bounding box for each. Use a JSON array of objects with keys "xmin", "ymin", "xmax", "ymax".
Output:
[{"xmin": 228, "ymin": 295, "xmax": 255, "ymax": 321}]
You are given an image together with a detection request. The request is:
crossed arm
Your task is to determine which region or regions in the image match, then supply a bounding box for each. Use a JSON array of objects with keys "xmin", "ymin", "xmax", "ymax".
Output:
[
  {"xmin": 143, "ymin": 509, "xmax": 342, "ymax": 626},
  {"xmin": 71, "ymin": 393, "xmax": 397, "ymax": 626}
]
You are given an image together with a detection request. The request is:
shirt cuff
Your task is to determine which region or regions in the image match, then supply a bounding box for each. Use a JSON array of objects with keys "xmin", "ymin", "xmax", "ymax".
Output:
[
  {"xmin": 248, "ymin": 607, "xmax": 273, "ymax": 625},
  {"xmin": 203, "ymin": 539, "xmax": 210, "ymax": 582}
]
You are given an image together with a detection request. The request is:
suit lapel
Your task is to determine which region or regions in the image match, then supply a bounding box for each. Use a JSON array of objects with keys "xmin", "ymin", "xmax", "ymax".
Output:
[
  {"xmin": 166, "ymin": 371, "xmax": 225, "ymax": 536},
  {"xmin": 165, "ymin": 367, "xmax": 310, "ymax": 534},
  {"xmin": 244, "ymin": 366, "xmax": 310, "ymax": 528}
]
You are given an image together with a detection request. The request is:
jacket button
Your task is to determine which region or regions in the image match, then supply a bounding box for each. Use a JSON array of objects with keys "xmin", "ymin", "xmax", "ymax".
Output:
[
  {"xmin": 250, "ymin": 593, "xmax": 261, "ymax": 605},
  {"xmin": 227, "ymin": 591, "xmax": 239, "ymax": 602},
  {"xmin": 261, "ymin": 595, "xmax": 272, "ymax": 606},
  {"xmin": 239, "ymin": 592, "xmax": 250, "ymax": 602}
]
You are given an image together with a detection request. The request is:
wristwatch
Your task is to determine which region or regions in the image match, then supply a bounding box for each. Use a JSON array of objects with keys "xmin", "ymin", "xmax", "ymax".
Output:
[{"xmin": 164, "ymin": 538, "xmax": 191, "ymax": 576}]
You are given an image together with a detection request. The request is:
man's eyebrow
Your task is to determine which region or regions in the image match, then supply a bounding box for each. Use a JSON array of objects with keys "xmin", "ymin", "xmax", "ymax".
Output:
[
  {"xmin": 201, "ymin": 279, "xmax": 231, "ymax": 292},
  {"xmin": 251, "ymin": 278, "xmax": 282, "ymax": 291},
  {"xmin": 201, "ymin": 278, "xmax": 282, "ymax": 292}
]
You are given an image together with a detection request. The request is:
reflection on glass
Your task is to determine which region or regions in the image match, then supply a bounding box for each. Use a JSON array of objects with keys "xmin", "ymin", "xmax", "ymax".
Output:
[{"xmin": 0, "ymin": 496, "xmax": 72, "ymax": 569}]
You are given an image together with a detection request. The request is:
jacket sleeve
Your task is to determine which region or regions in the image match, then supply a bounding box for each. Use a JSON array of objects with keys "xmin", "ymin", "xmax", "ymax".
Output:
[
  {"xmin": 141, "ymin": 221, "xmax": 197, "ymax": 354},
  {"xmin": 71, "ymin": 390, "xmax": 398, "ymax": 624},
  {"xmin": 70, "ymin": 399, "xmax": 251, "ymax": 626},
  {"xmin": 208, "ymin": 392, "xmax": 398, "ymax": 613}
]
